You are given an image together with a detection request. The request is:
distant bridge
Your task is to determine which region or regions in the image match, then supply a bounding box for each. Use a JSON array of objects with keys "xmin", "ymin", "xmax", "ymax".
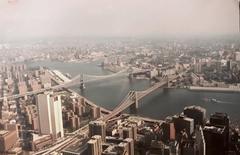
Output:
[{"xmin": 0, "ymin": 68, "xmax": 128, "ymax": 101}]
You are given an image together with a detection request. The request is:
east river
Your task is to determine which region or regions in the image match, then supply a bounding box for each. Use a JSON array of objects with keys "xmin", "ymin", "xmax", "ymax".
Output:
[{"xmin": 26, "ymin": 60, "xmax": 240, "ymax": 121}]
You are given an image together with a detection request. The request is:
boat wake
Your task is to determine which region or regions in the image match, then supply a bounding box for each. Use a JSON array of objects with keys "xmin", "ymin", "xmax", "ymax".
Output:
[{"xmin": 203, "ymin": 97, "xmax": 235, "ymax": 105}]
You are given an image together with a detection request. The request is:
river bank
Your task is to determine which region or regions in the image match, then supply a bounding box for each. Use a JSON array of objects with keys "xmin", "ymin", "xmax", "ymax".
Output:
[{"xmin": 188, "ymin": 86, "xmax": 240, "ymax": 93}]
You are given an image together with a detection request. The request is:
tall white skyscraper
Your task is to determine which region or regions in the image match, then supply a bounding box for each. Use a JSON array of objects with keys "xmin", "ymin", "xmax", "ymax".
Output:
[
  {"xmin": 37, "ymin": 92, "xmax": 64, "ymax": 138},
  {"xmin": 235, "ymin": 52, "xmax": 240, "ymax": 61}
]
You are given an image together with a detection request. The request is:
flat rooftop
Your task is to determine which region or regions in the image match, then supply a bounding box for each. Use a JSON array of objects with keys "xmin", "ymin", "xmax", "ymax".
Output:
[{"xmin": 0, "ymin": 130, "xmax": 9, "ymax": 136}]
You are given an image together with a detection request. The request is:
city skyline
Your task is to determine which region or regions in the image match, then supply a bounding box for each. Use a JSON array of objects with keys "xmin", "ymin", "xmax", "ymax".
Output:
[{"xmin": 0, "ymin": 1, "xmax": 240, "ymax": 154}]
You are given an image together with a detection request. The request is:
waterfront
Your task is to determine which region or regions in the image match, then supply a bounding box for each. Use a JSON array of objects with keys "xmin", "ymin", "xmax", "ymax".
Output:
[{"xmin": 27, "ymin": 60, "xmax": 240, "ymax": 120}]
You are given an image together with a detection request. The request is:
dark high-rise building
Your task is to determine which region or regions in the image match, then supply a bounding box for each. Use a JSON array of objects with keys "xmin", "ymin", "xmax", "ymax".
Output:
[
  {"xmin": 121, "ymin": 124, "xmax": 137, "ymax": 140},
  {"xmin": 210, "ymin": 112, "xmax": 229, "ymax": 130},
  {"xmin": 210, "ymin": 112, "xmax": 229, "ymax": 152},
  {"xmin": 89, "ymin": 120, "xmax": 106, "ymax": 142},
  {"xmin": 203, "ymin": 112, "xmax": 230, "ymax": 155},
  {"xmin": 227, "ymin": 60, "xmax": 233, "ymax": 71},
  {"xmin": 172, "ymin": 115, "xmax": 194, "ymax": 136},
  {"xmin": 203, "ymin": 125, "xmax": 228, "ymax": 155},
  {"xmin": 123, "ymin": 127, "xmax": 133, "ymax": 140},
  {"xmin": 161, "ymin": 122, "xmax": 176, "ymax": 143},
  {"xmin": 184, "ymin": 106, "xmax": 206, "ymax": 126}
]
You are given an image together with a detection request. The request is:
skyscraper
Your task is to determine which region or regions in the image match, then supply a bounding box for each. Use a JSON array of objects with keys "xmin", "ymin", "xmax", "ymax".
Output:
[
  {"xmin": 124, "ymin": 138, "xmax": 134, "ymax": 155},
  {"xmin": 203, "ymin": 112, "xmax": 229, "ymax": 155},
  {"xmin": 89, "ymin": 120, "xmax": 106, "ymax": 142},
  {"xmin": 172, "ymin": 115, "xmax": 194, "ymax": 136},
  {"xmin": 194, "ymin": 59, "xmax": 202, "ymax": 74},
  {"xmin": 87, "ymin": 135, "xmax": 102, "ymax": 155},
  {"xmin": 37, "ymin": 92, "xmax": 64, "ymax": 138},
  {"xmin": 184, "ymin": 105, "xmax": 206, "ymax": 126}
]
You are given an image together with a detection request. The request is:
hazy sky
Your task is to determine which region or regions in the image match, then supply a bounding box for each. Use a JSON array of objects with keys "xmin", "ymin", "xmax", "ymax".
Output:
[{"xmin": 0, "ymin": 0, "xmax": 239, "ymax": 40}]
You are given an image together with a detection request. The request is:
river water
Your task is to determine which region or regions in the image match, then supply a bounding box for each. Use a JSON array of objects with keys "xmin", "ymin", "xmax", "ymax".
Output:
[{"xmin": 26, "ymin": 60, "xmax": 240, "ymax": 120}]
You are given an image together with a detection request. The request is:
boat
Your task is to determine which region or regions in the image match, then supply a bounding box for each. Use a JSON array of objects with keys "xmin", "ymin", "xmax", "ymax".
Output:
[{"xmin": 203, "ymin": 97, "xmax": 220, "ymax": 104}]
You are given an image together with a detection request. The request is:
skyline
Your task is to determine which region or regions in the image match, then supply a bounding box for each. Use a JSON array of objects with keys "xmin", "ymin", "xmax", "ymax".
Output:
[
  {"xmin": 0, "ymin": 0, "xmax": 239, "ymax": 41},
  {"xmin": 1, "ymin": 38, "xmax": 240, "ymax": 154},
  {"xmin": 1, "ymin": 1, "xmax": 240, "ymax": 154}
]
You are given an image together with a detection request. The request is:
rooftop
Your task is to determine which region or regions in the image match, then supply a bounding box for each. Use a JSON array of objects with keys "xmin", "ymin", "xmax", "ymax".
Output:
[
  {"xmin": 203, "ymin": 125, "xmax": 225, "ymax": 134},
  {"xmin": 184, "ymin": 105, "xmax": 206, "ymax": 113},
  {"xmin": 0, "ymin": 130, "xmax": 8, "ymax": 136}
]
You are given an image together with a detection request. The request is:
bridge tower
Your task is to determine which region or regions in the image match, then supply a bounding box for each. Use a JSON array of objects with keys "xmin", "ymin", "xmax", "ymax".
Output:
[
  {"xmin": 80, "ymin": 74, "xmax": 85, "ymax": 90},
  {"xmin": 129, "ymin": 91, "xmax": 139, "ymax": 114},
  {"xmin": 128, "ymin": 67, "xmax": 134, "ymax": 80},
  {"xmin": 128, "ymin": 73, "xmax": 134, "ymax": 80}
]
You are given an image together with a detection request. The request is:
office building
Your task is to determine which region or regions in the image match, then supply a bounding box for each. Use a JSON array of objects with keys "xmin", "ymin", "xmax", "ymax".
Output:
[
  {"xmin": 181, "ymin": 127, "xmax": 206, "ymax": 155},
  {"xmin": 123, "ymin": 127, "xmax": 133, "ymax": 140},
  {"xmin": 161, "ymin": 122, "xmax": 176, "ymax": 142},
  {"xmin": 209, "ymin": 112, "xmax": 229, "ymax": 153},
  {"xmin": 121, "ymin": 124, "xmax": 137, "ymax": 140},
  {"xmin": 0, "ymin": 130, "xmax": 18, "ymax": 153},
  {"xmin": 172, "ymin": 115, "xmax": 194, "ymax": 136},
  {"xmin": 194, "ymin": 59, "xmax": 202, "ymax": 73},
  {"xmin": 40, "ymin": 73, "xmax": 51, "ymax": 88},
  {"xmin": 195, "ymin": 126, "xmax": 206, "ymax": 155},
  {"xmin": 124, "ymin": 138, "xmax": 134, "ymax": 155},
  {"xmin": 37, "ymin": 92, "xmax": 64, "ymax": 138},
  {"xmin": 210, "ymin": 112, "xmax": 229, "ymax": 130},
  {"xmin": 89, "ymin": 120, "xmax": 106, "ymax": 142},
  {"xmin": 18, "ymin": 81, "xmax": 28, "ymax": 95},
  {"xmin": 87, "ymin": 135, "xmax": 102, "ymax": 155},
  {"xmin": 184, "ymin": 106, "xmax": 206, "ymax": 126},
  {"xmin": 70, "ymin": 115, "xmax": 80, "ymax": 129},
  {"xmin": 91, "ymin": 106, "xmax": 101, "ymax": 119},
  {"xmin": 203, "ymin": 125, "xmax": 227, "ymax": 155},
  {"xmin": 116, "ymin": 142, "xmax": 129, "ymax": 155}
]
